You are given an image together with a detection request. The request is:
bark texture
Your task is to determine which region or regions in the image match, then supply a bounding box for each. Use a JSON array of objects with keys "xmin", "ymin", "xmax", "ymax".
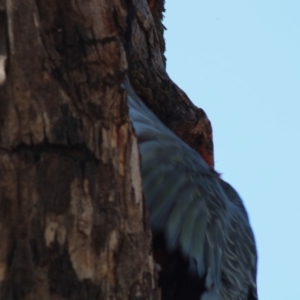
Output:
[
  {"xmin": 0, "ymin": 0, "xmax": 214, "ymax": 299},
  {"xmin": 128, "ymin": 0, "xmax": 214, "ymax": 167},
  {"xmin": 0, "ymin": 0, "xmax": 159, "ymax": 299}
]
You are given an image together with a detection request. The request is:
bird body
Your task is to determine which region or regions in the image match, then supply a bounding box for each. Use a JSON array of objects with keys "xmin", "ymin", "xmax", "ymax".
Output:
[{"xmin": 124, "ymin": 78, "xmax": 258, "ymax": 300}]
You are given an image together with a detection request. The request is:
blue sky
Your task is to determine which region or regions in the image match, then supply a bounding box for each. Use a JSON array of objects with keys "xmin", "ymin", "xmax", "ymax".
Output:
[{"xmin": 164, "ymin": 1, "xmax": 300, "ymax": 299}]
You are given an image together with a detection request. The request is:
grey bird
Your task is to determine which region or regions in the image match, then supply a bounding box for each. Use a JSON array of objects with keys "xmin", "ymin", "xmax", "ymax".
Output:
[{"xmin": 124, "ymin": 77, "xmax": 258, "ymax": 300}]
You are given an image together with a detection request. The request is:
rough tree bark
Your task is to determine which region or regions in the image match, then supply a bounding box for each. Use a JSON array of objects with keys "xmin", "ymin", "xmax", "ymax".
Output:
[{"xmin": 0, "ymin": 0, "xmax": 213, "ymax": 299}]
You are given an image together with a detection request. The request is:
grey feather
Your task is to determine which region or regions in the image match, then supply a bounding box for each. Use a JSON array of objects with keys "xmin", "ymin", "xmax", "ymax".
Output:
[{"xmin": 124, "ymin": 77, "xmax": 258, "ymax": 300}]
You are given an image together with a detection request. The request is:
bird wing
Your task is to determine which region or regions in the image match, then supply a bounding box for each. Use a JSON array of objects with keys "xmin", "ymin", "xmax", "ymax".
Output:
[
  {"xmin": 219, "ymin": 180, "xmax": 258, "ymax": 300},
  {"xmin": 125, "ymin": 78, "xmax": 229, "ymax": 293},
  {"xmin": 124, "ymin": 77, "xmax": 258, "ymax": 300}
]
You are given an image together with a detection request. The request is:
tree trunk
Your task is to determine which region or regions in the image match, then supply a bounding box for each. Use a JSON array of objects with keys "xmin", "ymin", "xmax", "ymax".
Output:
[
  {"xmin": 0, "ymin": 0, "xmax": 213, "ymax": 299},
  {"xmin": 0, "ymin": 0, "xmax": 161, "ymax": 299}
]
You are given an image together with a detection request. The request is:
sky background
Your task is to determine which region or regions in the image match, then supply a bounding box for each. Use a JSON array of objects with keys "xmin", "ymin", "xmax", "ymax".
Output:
[{"xmin": 164, "ymin": 1, "xmax": 300, "ymax": 299}]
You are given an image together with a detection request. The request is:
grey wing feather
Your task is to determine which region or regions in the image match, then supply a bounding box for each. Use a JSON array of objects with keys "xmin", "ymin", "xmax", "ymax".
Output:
[
  {"xmin": 124, "ymin": 77, "xmax": 258, "ymax": 300},
  {"xmin": 125, "ymin": 77, "xmax": 228, "ymax": 292},
  {"xmin": 219, "ymin": 180, "xmax": 258, "ymax": 300}
]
